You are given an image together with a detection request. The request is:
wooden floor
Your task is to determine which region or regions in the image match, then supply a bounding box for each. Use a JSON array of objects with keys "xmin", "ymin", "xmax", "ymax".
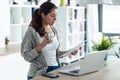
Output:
[{"xmin": 0, "ymin": 43, "xmax": 21, "ymax": 56}]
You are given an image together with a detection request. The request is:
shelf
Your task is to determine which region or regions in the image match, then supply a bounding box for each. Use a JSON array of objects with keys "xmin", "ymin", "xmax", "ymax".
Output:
[
  {"xmin": 9, "ymin": 4, "xmax": 39, "ymax": 8},
  {"xmin": 9, "ymin": 4, "xmax": 38, "ymax": 42},
  {"xmin": 54, "ymin": 6, "xmax": 86, "ymax": 63}
]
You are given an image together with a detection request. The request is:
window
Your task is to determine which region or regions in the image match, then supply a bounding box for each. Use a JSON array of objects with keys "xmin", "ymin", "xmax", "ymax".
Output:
[{"xmin": 102, "ymin": 5, "xmax": 120, "ymax": 34}]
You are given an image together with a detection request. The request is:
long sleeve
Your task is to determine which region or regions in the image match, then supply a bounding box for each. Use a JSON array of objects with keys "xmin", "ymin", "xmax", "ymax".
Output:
[{"xmin": 21, "ymin": 27, "xmax": 40, "ymax": 62}]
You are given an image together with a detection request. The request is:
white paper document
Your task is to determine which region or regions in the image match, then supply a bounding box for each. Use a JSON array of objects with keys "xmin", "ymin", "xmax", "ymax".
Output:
[{"xmin": 61, "ymin": 40, "xmax": 86, "ymax": 57}]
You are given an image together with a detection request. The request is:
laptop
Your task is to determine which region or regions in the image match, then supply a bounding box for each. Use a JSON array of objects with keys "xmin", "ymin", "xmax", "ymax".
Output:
[{"xmin": 59, "ymin": 50, "xmax": 107, "ymax": 76}]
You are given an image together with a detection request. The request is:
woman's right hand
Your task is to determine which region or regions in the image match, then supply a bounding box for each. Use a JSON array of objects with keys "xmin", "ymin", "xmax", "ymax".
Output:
[
  {"xmin": 40, "ymin": 37, "xmax": 48, "ymax": 48},
  {"xmin": 35, "ymin": 36, "xmax": 48, "ymax": 53}
]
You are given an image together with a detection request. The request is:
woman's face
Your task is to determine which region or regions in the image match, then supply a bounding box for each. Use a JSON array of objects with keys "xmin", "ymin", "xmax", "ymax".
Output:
[{"xmin": 42, "ymin": 9, "xmax": 57, "ymax": 26}]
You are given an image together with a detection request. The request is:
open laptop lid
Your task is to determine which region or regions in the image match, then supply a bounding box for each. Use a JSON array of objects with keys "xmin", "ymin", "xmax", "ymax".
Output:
[
  {"xmin": 78, "ymin": 50, "xmax": 107, "ymax": 75},
  {"xmin": 59, "ymin": 50, "xmax": 107, "ymax": 76}
]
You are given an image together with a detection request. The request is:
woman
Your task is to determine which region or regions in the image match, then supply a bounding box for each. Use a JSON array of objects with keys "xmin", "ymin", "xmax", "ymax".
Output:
[{"xmin": 21, "ymin": 1, "xmax": 77, "ymax": 80}]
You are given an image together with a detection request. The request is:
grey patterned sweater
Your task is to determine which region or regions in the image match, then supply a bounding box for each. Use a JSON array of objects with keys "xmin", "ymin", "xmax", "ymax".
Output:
[{"xmin": 21, "ymin": 27, "xmax": 60, "ymax": 78}]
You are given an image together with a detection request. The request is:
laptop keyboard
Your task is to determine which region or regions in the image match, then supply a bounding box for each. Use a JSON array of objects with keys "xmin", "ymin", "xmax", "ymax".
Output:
[{"xmin": 69, "ymin": 69, "xmax": 80, "ymax": 73}]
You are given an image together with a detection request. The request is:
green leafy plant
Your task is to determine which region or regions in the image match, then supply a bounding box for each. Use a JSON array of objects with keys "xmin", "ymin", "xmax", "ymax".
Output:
[{"xmin": 91, "ymin": 34, "xmax": 117, "ymax": 51}]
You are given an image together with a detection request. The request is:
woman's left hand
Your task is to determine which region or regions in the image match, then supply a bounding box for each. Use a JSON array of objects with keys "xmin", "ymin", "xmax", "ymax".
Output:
[{"xmin": 71, "ymin": 49, "xmax": 78, "ymax": 55}]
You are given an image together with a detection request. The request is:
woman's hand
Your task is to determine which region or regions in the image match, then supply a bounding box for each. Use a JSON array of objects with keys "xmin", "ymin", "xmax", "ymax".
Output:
[
  {"xmin": 35, "ymin": 37, "xmax": 48, "ymax": 53},
  {"xmin": 71, "ymin": 49, "xmax": 78, "ymax": 55},
  {"xmin": 41, "ymin": 37, "xmax": 48, "ymax": 48},
  {"xmin": 60, "ymin": 49, "xmax": 79, "ymax": 58},
  {"xmin": 69, "ymin": 49, "xmax": 79, "ymax": 59}
]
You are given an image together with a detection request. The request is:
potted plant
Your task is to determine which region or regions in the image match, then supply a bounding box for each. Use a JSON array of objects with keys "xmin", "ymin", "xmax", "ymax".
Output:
[{"xmin": 91, "ymin": 33, "xmax": 117, "ymax": 61}]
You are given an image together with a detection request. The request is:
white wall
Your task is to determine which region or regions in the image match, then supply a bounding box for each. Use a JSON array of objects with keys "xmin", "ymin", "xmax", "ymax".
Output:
[
  {"xmin": 111, "ymin": 0, "xmax": 120, "ymax": 5},
  {"xmin": 86, "ymin": 4, "xmax": 99, "ymax": 51},
  {"xmin": 0, "ymin": 0, "xmax": 10, "ymax": 48},
  {"xmin": 77, "ymin": 0, "xmax": 120, "ymax": 6}
]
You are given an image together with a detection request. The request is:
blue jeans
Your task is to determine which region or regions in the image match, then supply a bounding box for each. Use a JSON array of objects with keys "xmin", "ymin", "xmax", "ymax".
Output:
[
  {"xmin": 46, "ymin": 66, "xmax": 60, "ymax": 72},
  {"xmin": 27, "ymin": 66, "xmax": 60, "ymax": 80},
  {"xmin": 28, "ymin": 76, "xmax": 33, "ymax": 80}
]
